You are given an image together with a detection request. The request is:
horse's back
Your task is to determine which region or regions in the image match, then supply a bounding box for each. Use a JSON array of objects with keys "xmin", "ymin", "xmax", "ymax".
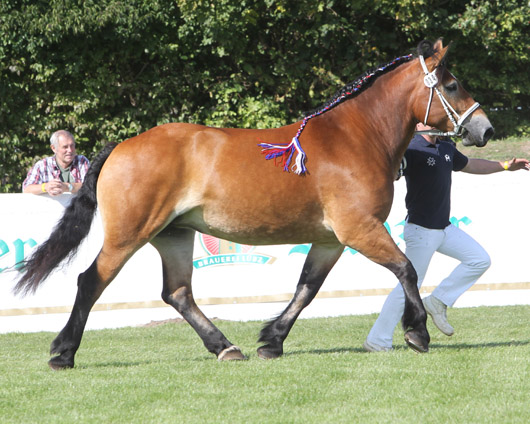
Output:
[
  {"xmin": 96, "ymin": 115, "xmax": 399, "ymax": 247},
  {"xmin": 95, "ymin": 122, "xmax": 335, "ymax": 244}
]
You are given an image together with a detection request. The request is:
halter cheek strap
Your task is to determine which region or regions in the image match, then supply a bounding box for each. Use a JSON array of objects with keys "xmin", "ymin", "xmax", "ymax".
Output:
[{"xmin": 418, "ymin": 55, "xmax": 480, "ymax": 137}]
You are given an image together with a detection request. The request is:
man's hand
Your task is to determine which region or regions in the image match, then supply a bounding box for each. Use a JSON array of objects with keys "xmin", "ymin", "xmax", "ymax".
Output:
[{"xmin": 44, "ymin": 179, "xmax": 68, "ymax": 196}]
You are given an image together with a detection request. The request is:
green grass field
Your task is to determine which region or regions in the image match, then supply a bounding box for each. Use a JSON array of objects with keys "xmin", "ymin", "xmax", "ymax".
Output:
[
  {"xmin": 1, "ymin": 305, "xmax": 528, "ymax": 423},
  {"xmin": 458, "ymin": 136, "xmax": 530, "ymax": 161}
]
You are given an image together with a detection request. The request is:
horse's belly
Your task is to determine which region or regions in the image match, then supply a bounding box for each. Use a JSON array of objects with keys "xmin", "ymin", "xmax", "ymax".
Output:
[{"xmin": 174, "ymin": 206, "xmax": 337, "ymax": 246}]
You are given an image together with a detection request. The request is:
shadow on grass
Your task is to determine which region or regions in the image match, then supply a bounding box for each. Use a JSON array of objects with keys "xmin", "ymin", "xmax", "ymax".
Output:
[
  {"xmin": 282, "ymin": 339, "xmax": 530, "ymax": 357},
  {"xmin": 282, "ymin": 345, "xmax": 419, "ymax": 356},
  {"xmin": 70, "ymin": 339, "xmax": 530, "ymax": 368},
  {"xmin": 76, "ymin": 360, "xmax": 151, "ymax": 369},
  {"xmin": 283, "ymin": 346, "xmax": 369, "ymax": 356},
  {"xmin": 77, "ymin": 353, "xmax": 216, "ymax": 368},
  {"xmin": 429, "ymin": 339, "xmax": 530, "ymax": 350}
]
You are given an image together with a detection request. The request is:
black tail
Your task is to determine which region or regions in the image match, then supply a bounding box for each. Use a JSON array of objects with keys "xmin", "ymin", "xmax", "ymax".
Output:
[{"xmin": 14, "ymin": 142, "xmax": 118, "ymax": 296}]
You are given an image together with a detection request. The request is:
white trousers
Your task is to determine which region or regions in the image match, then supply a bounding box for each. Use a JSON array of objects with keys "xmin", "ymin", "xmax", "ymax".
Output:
[{"xmin": 366, "ymin": 222, "xmax": 491, "ymax": 348}]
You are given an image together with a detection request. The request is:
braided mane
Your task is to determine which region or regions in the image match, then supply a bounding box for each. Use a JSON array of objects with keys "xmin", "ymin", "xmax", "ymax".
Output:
[
  {"xmin": 306, "ymin": 54, "xmax": 413, "ymax": 117},
  {"xmin": 259, "ymin": 40, "xmax": 439, "ymax": 175},
  {"xmin": 308, "ymin": 39, "xmax": 441, "ymax": 117}
]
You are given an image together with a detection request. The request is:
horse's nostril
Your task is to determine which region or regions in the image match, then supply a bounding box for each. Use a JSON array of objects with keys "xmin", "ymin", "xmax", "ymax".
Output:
[{"xmin": 483, "ymin": 127, "xmax": 494, "ymax": 144}]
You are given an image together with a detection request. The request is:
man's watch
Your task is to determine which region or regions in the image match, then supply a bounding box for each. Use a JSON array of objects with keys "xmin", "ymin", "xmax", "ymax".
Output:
[{"xmin": 68, "ymin": 183, "xmax": 73, "ymax": 192}]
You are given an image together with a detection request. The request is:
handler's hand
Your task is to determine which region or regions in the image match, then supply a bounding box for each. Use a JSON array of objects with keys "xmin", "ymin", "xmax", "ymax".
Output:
[{"xmin": 506, "ymin": 158, "xmax": 530, "ymax": 171}]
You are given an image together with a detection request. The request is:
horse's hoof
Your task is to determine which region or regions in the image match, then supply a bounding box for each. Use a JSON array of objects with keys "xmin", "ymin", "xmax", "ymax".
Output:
[
  {"xmin": 257, "ymin": 344, "xmax": 283, "ymax": 360},
  {"xmin": 218, "ymin": 346, "xmax": 247, "ymax": 361},
  {"xmin": 48, "ymin": 355, "xmax": 74, "ymax": 370},
  {"xmin": 404, "ymin": 331, "xmax": 429, "ymax": 353}
]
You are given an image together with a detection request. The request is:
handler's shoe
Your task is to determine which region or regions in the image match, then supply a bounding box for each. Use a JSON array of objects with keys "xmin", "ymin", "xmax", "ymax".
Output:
[
  {"xmin": 363, "ymin": 339, "xmax": 393, "ymax": 352},
  {"xmin": 423, "ymin": 295, "xmax": 454, "ymax": 336}
]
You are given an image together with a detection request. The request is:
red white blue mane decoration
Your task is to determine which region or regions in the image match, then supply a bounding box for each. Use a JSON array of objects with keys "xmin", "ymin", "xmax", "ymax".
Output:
[{"xmin": 258, "ymin": 54, "xmax": 413, "ymax": 175}]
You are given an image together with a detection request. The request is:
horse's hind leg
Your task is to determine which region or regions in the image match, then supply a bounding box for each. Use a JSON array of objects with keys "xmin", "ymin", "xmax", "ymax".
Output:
[
  {"xmin": 49, "ymin": 245, "xmax": 133, "ymax": 370},
  {"xmin": 150, "ymin": 227, "xmax": 246, "ymax": 361},
  {"xmin": 258, "ymin": 243, "xmax": 344, "ymax": 359}
]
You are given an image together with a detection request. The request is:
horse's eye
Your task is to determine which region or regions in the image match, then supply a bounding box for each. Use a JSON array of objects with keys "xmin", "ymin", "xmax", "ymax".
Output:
[{"xmin": 445, "ymin": 82, "xmax": 458, "ymax": 92}]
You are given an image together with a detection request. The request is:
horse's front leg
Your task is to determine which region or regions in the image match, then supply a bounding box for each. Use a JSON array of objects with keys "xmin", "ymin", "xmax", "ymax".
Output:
[
  {"xmin": 337, "ymin": 219, "xmax": 430, "ymax": 352},
  {"xmin": 257, "ymin": 243, "xmax": 343, "ymax": 359},
  {"xmin": 386, "ymin": 260, "xmax": 430, "ymax": 352}
]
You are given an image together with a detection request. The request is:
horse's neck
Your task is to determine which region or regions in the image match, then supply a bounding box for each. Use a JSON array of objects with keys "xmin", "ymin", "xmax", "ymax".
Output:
[{"xmin": 332, "ymin": 67, "xmax": 418, "ymax": 161}]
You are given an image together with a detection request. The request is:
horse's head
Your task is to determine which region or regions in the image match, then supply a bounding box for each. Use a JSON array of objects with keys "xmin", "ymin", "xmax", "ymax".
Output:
[{"xmin": 412, "ymin": 39, "xmax": 494, "ymax": 147}]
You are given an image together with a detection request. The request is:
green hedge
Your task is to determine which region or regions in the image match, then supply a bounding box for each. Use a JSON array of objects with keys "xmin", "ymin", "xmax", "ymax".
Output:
[{"xmin": 1, "ymin": 0, "xmax": 528, "ymax": 192}]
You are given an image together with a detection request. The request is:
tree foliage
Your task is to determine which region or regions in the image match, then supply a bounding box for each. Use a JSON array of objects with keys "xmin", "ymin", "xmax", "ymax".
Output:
[{"xmin": 1, "ymin": 0, "xmax": 528, "ymax": 192}]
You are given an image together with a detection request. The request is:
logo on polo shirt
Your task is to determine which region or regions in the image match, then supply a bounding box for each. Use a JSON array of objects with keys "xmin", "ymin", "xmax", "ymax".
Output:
[
  {"xmin": 445, "ymin": 154, "xmax": 451, "ymax": 161},
  {"xmin": 427, "ymin": 157, "xmax": 436, "ymax": 166}
]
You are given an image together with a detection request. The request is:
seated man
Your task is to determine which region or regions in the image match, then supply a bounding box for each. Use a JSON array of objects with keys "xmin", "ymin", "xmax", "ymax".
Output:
[{"xmin": 22, "ymin": 130, "xmax": 90, "ymax": 196}]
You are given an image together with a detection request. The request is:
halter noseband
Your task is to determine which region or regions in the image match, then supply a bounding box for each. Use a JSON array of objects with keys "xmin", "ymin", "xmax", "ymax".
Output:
[{"xmin": 416, "ymin": 55, "xmax": 480, "ymax": 138}]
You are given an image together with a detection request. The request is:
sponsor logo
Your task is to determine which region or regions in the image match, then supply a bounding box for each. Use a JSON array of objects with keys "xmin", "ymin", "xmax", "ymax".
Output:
[{"xmin": 193, "ymin": 234, "xmax": 275, "ymax": 269}]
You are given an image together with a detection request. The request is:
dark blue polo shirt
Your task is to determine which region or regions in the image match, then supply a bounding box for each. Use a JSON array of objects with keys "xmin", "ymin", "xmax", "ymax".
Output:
[{"xmin": 403, "ymin": 135, "xmax": 469, "ymax": 229}]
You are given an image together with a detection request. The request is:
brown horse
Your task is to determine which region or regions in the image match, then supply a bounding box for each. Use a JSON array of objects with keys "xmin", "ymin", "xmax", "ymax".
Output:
[{"xmin": 16, "ymin": 39, "xmax": 493, "ymax": 369}]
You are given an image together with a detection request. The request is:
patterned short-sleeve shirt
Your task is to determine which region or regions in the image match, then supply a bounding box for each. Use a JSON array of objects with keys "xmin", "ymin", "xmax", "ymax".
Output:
[{"xmin": 22, "ymin": 155, "xmax": 90, "ymax": 191}]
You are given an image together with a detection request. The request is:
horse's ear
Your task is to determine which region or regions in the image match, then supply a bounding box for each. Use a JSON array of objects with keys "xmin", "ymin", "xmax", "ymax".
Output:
[
  {"xmin": 433, "ymin": 38, "xmax": 444, "ymax": 52},
  {"xmin": 427, "ymin": 39, "xmax": 451, "ymax": 71}
]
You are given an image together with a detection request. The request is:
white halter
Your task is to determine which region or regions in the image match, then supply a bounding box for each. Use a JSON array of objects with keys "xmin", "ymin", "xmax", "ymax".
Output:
[{"xmin": 416, "ymin": 55, "xmax": 480, "ymax": 137}]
